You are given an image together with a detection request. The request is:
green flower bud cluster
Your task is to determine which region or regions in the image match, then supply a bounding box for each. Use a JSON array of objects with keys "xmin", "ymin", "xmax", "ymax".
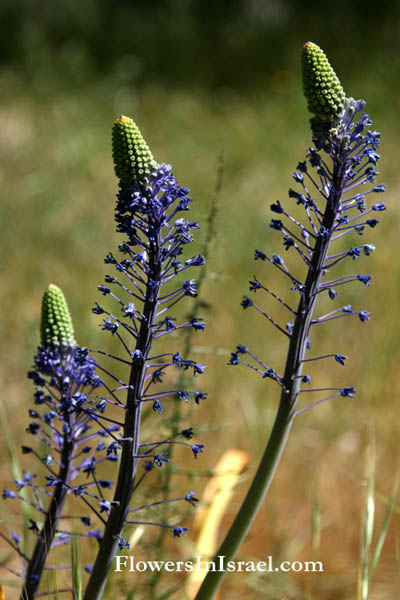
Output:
[
  {"xmin": 301, "ymin": 42, "xmax": 346, "ymax": 121},
  {"xmin": 112, "ymin": 115, "xmax": 157, "ymax": 185},
  {"xmin": 40, "ymin": 284, "xmax": 76, "ymax": 347}
]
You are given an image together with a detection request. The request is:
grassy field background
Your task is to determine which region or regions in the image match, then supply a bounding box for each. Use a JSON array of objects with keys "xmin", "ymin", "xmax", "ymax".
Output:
[{"xmin": 1, "ymin": 2, "xmax": 400, "ymax": 598}]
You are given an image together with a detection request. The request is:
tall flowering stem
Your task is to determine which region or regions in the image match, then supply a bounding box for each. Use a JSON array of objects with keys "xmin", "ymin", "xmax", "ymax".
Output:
[
  {"xmin": 83, "ymin": 117, "xmax": 205, "ymax": 599},
  {"xmin": 195, "ymin": 42, "xmax": 385, "ymax": 599},
  {"xmin": 1, "ymin": 285, "xmax": 108, "ymax": 599}
]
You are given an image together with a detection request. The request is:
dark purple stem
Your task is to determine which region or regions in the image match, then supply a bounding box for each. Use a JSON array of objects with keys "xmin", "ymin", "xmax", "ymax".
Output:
[
  {"xmin": 83, "ymin": 224, "xmax": 161, "ymax": 600},
  {"xmin": 20, "ymin": 407, "xmax": 76, "ymax": 600}
]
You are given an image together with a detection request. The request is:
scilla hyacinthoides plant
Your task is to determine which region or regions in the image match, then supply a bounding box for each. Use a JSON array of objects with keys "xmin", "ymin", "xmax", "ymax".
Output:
[
  {"xmin": 194, "ymin": 42, "xmax": 386, "ymax": 599},
  {"xmin": 82, "ymin": 116, "xmax": 206, "ymax": 599},
  {"xmin": 1, "ymin": 284, "xmax": 112, "ymax": 599}
]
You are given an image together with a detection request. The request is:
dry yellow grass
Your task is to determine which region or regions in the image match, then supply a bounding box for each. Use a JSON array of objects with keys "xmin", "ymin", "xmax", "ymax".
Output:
[{"xmin": 0, "ymin": 69, "xmax": 399, "ymax": 599}]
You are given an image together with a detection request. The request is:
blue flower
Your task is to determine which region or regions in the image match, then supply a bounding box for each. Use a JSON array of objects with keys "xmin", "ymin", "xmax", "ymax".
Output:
[
  {"xmin": 191, "ymin": 444, "xmax": 204, "ymax": 459},
  {"xmin": 340, "ymin": 387, "xmax": 356, "ymax": 398},
  {"xmin": 99, "ymin": 480, "xmax": 113, "ymax": 489},
  {"xmin": 2, "ymin": 489, "xmax": 16, "ymax": 499},
  {"xmin": 367, "ymin": 219, "xmax": 379, "ymax": 228},
  {"xmin": 173, "ymin": 527, "xmax": 189, "ymax": 538},
  {"xmin": 359, "ymin": 311, "xmax": 371, "ymax": 323},
  {"xmin": 229, "ymin": 353, "xmax": 240, "ymax": 365},
  {"xmin": 183, "ymin": 280, "xmax": 198, "ymax": 297},
  {"xmin": 194, "ymin": 392, "xmax": 207, "ymax": 404},
  {"xmin": 363, "ymin": 244, "xmax": 375, "ymax": 256},
  {"xmin": 255, "ymin": 250, "xmax": 267, "ymax": 261},
  {"xmin": 153, "ymin": 454, "xmax": 170, "ymax": 468},
  {"xmin": 249, "ymin": 279, "xmax": 261, "ymax": 292},
  {"xmin": 98, "ymin": 285, "xmax": 111, "ymax": 296},
  {"xmin": 357, "ymin": 274, "xmax": 372, "ymax": 286},
  {"xmin": 372, "ymin": 202, "xmax": 386, "ymax": 211},
  {"xmin": 191, "ymin": 318, "xmax": 205, "ymax": 331},
  {"xmin": 263, "ymin": 368, "xmax": 276, "ymax": 379},
  {"xmin": 12, "ymin": 531, "xmax": 21, "ymax": 545},
  {"xmin": 241, "ymin": 296, "xmax": 253, "ymax": 309},
  {"xmin": 143, "ymin": 460, "xmax": 154, "ymax": 472},
  {"xmin": 182, "ymin": 428, "xmax": 194, "ymax": 440},
  {"xmin": 99, "ymin": 501, "xmax": 111, "ymax": 514},
  {"xmin": 293, "ymin": 172, "xmax": 304, "ymax": 184},
  {"xmin": 185, "ymin": 492, "xmax": 199, "ymax": 506},
  {"xmin": 122, "ymin": 303, "xmax": 136, "ymax": 317},
  {"xmin": 272, "ymin": 254, "xmax": 284, "ymax": 266},
  {"xmin": 153, "ymin": 400, "xmax": 164, "ymax": 414},
  {"xmin": 270, "ymin": 201, "xmax": 283, "ymax": 213},
  {"xmin": 118, "ymin": 537, "xmax": 130, "ymax": 551},
  {"xmin": 172, "ymin": 352, "xmax": 184, "ymax": 366},
  {"xmin": 286, "ymin": 322, "xmax": 294, "ymax": 335},
  {"xmin": 100, "ymin": 318, "xmax": 119, "ymax": 334},
  {"xmin": 107, "ymin": 442, "xmax": 120, "ymax": 456},
  {"xmin": 283, "ymin": 236, "xmax": 294, "ymax": 250},
  {"xmin": 347, "ymin": 247, "xmax": 361, "ymax": 259},
  {"xmin": 236, "ymin": 345, "xmax": 248, "ymax": 354},
  {"xmin": 270, "ymin": 219, "xmax": 283, "ymax": 231},
  {"xmin": 162, "ymin": 316, "xmax": 176, "ymax": 330},
  {"xmin": 185, "ymin": 254, "xmax": 205, "ymax": 267},
  {"xmin": 335, "ymin": 354, "xmax": 347, "ymax": 366}
]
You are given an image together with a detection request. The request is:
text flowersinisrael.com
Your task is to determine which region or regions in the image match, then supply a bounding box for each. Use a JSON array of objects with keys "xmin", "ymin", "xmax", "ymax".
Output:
[{"xmin": 114, "ymin": 555, "xmax": 324, "ymax": 574}]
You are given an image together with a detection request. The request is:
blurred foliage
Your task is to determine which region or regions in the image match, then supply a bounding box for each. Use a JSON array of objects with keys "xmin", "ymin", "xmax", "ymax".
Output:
[
  {"xmin": 1, "ymin": 0, "xmax": 400, "ymax": 92},
  {"xmin": 1, "ymin": 1, "xmax": 400, "ymax": 599}
]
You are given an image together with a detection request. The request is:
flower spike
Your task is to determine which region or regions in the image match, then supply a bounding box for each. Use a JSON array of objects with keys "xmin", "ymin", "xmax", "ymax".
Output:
[
  {"xmin": 4, "ymin": 286, "xmax": 107, "ymax": 598},
  {"xmin": 195, "ymin": 42, "xmax": 385, "ymax": 600},
  {"xmin": 112, "ymin": 115, "xmax": 157, "ymax": 185},
  {"xmin": 40, "ymin": 284, "xmax": 75, "ymax": 347},
  {"xmin": 301, "ymin": 41, "xmax": 346, "ymax": 122},
  {"xmin": 83, "ymin": 116, "xmax": 205, "ymax": 599}
]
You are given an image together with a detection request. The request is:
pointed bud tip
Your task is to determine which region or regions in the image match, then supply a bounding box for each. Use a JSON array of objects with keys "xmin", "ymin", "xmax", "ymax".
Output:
[
  {"xmin": 115, "ymin": 115, "xmax": 137, "ymax": 129},
  {"xmin": 46, "ymin": 283, "xmax": 60, "ymax": 293},
  {"xmin": 112, "ymin": 115, "xmax": 157, "ymax": 185},
  {"xmin": 301, "ymin": 41, "xmax": 346, "ymax": 121},
  {"xmin": 40, "ymin": 284, "xmax": 76, "ymax": 348}
]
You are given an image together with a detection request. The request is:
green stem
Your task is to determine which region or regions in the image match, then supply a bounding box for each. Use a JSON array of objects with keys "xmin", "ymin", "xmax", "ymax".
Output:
[
  {"xmin": 194, "ymin": 151, "xmax": 345, "ymax": 599},
  {"xmin": 193, "ymin": 397, "xmax": 295, "ymax": 599}
]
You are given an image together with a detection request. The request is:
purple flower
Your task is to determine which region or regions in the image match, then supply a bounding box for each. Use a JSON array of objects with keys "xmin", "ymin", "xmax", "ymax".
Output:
[
  {"xmin": 4, "ymin": 324, "xmax": 109, "ymax": 597},
  {"xmin": 232, "ymin": 94, "xmax": 385, "ymax": 424},
  {"xmin": 173, "ymin": 526, "xmax": 189, "ymax": 538},
  {"xmin": 82, "ymin": 143, "xmax": 206, "ymax": 595},
  {"xmin": 335, "ymin": 354, "xmax": 347, "ymax": 366},
  {"xmin": 191, "ymin": 444, "xmax": 204, "ymax": 459}
]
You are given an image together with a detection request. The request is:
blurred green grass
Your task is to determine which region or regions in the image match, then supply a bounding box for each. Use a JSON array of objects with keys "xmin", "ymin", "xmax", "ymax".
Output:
[{"xmin": 1, "ymin": 3, "xmax": 400, "ymax": 598}]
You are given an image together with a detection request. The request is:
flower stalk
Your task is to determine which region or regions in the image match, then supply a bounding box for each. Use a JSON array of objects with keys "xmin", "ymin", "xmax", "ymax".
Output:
[
  {"xmin": 1, "ymin": 285, "xmax": 107, "ymax": 599},
  {"xmin": 194, "ymin": 42, "xmax": 385, "ymax": 599},
  {"xmin": 83, "ymin": 117, "xmax": 205, "ymax": 599}
]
